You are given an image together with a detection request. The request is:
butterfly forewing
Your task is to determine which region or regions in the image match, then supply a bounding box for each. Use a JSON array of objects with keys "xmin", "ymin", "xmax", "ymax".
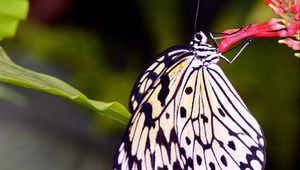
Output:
[
  {"xmin": 129, "ymin": 45, "xmax": 191, "ymax": 113},
  {"xmin": 113, "ymin": 32, "xmax": 266, "ymax": 170}
]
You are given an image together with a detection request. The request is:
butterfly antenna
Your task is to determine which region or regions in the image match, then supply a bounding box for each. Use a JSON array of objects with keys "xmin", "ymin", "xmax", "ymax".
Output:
[{"xmin": 194, "ymin": 0, "xmax": 200, "ymax": 33}]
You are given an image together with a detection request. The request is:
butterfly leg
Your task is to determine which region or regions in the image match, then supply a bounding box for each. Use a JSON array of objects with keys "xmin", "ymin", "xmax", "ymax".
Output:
[
  {"xmin": 227, "ymin": 36, "xmax": 254, "ymax": 64},
  {"xmin": 210, "ymin": 31, "xmax": 254, "ymax": 64}
]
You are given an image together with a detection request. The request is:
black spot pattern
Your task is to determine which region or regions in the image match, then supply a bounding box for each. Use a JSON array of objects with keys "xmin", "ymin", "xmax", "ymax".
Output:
[
  {"xmin": 218, "ymin": 108, "xmax": 225, "ymax": 117},
  {"xmin": 201, "ymin": 114, "xmax": 208, "ymax": 123},
  {"xmin": 156, "ymin": 129, "xmax": 168, "ymax": 146},
  {"xmin": 246, "ymin": 154, "xmax": 253, "ymax": 162},
  {"xmin": 209, "ymin": 162, "xmax": 215, "ymax": 170},
  {"xmin": 141, "ymin": 102, "xmax": 154, "ymax": 127},
  {"xmin": 179, "ymin": 147, "xmax": 187, "ymax": 160},
  {"xmin": 240, "ymin": 162, "xmax": 250, "ymax": 169},
  {"xmin": 196, "ymin": 155, "xmax": 202, "ymax": 165},
  {"xmin": 165, "ymin": 112, "xmax": 170, "ymax": 119},
  {"xmin": 172, "ymin": 161, "xmax": 181, "ymax": 169},
  {"xmin": 147, "ymin": 71, "xmax": 158, "ymax": 81},
  {"xmin": 186, "ymin": 158, "xmax": 193, "ymax": 168},
  {"xmin": 157, "ymin": 74, "xmax": 170, "ymax": 106},
  {"xmin": 185, "ymin": 86, "xmax": 193, "ymax": 94},
  {"xmin": 185, "ymin": 137, "xmax": 191, "ymax": 145},
  {"xmin": 180, "ymin": 107, "xmax": 186, "ymax": 118},
  {"xmin": 141, "ymin": 102, "xmax": 152, "ymax": 115},
  {"xmin": 221, "ymin": 155, "xmax": 227, "ymax": 166},
  {"xmin": 228, "ymin": 141, "xmax": 236, "ymax": 150}
]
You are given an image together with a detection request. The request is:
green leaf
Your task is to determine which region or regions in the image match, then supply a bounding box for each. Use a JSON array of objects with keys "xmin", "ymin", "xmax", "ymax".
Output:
[
  {"xmin": 0, "ymin": 0, "xmax": 29, "ymax": 40},
  {"xmin": 0, "ymin": 46, "xmax": 131, "ymax": 124}
]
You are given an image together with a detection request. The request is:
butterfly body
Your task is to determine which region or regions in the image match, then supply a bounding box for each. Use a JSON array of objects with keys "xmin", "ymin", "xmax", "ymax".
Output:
[{"xmin": 114, "ymin": 31, "xmax": 266, "ymax": 170}]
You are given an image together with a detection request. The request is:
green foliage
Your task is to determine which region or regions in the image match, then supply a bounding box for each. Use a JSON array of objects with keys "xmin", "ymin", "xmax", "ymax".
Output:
[
  {"xmin": 0, "ymin": 46, "xmax": 131, "ymax": 124},
  {"xmin": 11, "ymin": 24, "xmax": 135, "ymax": 105},
  {"xmin": 0, "ymin": 0, "xmax": 28, "ymax": 40}
]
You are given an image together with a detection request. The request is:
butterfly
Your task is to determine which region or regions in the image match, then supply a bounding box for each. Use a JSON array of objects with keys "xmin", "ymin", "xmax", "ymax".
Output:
[{"xmin": 113, "ymin": 31, "xmax": 266, "ymax": 170}]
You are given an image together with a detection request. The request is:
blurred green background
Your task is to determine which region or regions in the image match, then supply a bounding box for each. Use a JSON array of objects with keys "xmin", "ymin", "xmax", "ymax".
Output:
[{"xmin": 0, "ymin": 0, "xmax": 299, "ymax": 169}]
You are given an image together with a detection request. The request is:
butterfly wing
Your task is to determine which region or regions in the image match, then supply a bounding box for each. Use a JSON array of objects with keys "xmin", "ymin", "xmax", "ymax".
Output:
[
  {"xmin": 113, "ymin": 46, "xmax": 266, "ymax": 170},
  {"xmin": 113, "ymin": 45, "xmax": 192, "ymax": 170},
  {"xmin": 192, "ymin": 64, "xmax": 266, "ymax": 170}
]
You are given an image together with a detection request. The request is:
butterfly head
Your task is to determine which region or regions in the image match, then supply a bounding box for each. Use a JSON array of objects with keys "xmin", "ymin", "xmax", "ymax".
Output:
[{"xmin": 190, "ymin": 31, "xmax": 210, "ymax": 48}]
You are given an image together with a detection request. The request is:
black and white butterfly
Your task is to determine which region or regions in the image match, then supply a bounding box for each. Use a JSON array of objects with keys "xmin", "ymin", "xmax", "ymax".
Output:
[{"xmin": 113, "ymin": 31, "xmax": 266, "ymax": 170}]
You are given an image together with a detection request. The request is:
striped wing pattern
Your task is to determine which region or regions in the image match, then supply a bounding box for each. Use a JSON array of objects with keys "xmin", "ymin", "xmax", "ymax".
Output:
[{"xmin": 113, "ymin": 33, "xmax": 266, "ymax": 170}]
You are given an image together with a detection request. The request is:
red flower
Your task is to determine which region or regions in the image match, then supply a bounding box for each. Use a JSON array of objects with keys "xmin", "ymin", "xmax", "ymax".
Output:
[{"xmin": 218, "ymin": 0, "xmax": 300, "ymax": 57}]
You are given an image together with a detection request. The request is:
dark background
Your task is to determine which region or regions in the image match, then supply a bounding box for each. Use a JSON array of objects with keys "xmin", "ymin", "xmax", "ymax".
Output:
[{"xmin": 0, "ymin": 0, "xmax": 299, "ymax": 169}]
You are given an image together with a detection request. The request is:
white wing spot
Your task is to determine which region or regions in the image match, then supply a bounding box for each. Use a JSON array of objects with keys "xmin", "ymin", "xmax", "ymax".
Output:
[
  {"xmin": 250, "ymin": 160, "xmax": 262, "ymax": 170},
  {"xmin": 256, "ymin": 150, "xmax": 264, "ymax": 161},
  {"xmin": 259, "ymin": 137, "xmax": 265, "ymax": 146},
  {"xmin": 119, "ymin": 142, "xmax": 124, "ymax": 151}
]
